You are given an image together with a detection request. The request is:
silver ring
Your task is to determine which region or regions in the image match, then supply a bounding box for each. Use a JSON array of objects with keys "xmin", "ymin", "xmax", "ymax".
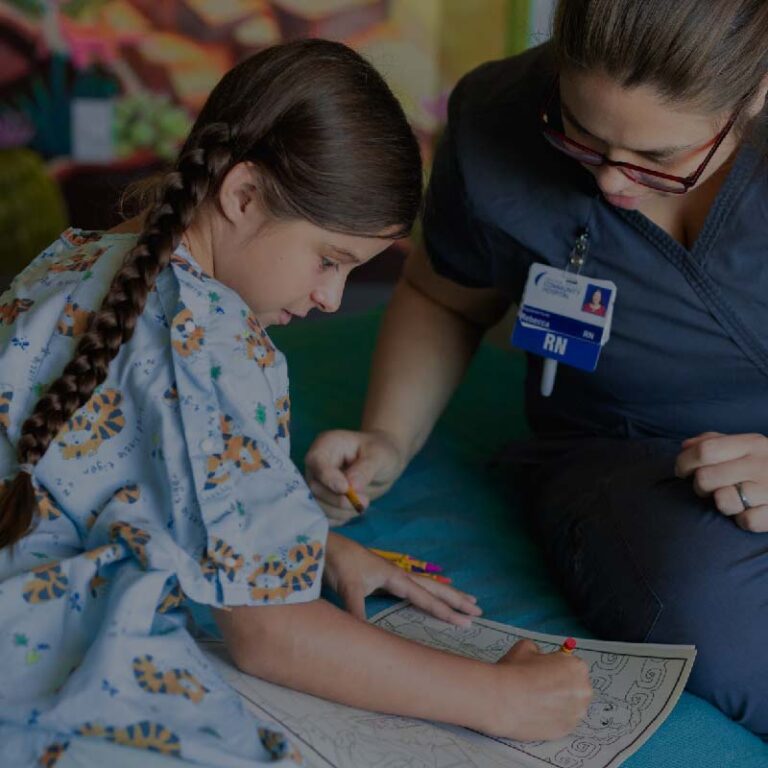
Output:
[{"xmin": 735, "ymin": 482, "xmax": 752, "ymax": 511}]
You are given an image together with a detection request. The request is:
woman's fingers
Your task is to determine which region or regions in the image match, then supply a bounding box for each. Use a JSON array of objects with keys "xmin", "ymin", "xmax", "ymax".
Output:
[
  {"xmin": 680, "ymin": 431, "xmax": 722, "ymax": 449},
  {"xmin": 676, "ymin": 433, "xmax": 765, "ymax": 478},
  {"xmin": 710, "ymin": 482, "xmax": 768, "ymax": 531},
  {"xmin": 690, "ymin": 455, "xmax": 763, "ymax": 496},
  {"xmin": 308, "ymin": 478, "xmax": 368, "ymax": 517},
  {"xmin": 674, "ymin": 433, "xmax": 768, "ymax": 533},
  {"xmin": 712, "ymin": 480, "xmax": 766, "ymax": 516},
  {"xmin": 733, "ymin": 506, "xmax": 768, "ymax": 533},
  {"xmin": 324, "ymin": 507, "xmax": 361, "ymax": 528}
]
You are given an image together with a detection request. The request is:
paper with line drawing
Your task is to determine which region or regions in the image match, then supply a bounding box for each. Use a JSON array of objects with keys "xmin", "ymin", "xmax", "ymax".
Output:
[{"xmin": 200, "ymin": 602, "xmax": 695, "ymax": 768}]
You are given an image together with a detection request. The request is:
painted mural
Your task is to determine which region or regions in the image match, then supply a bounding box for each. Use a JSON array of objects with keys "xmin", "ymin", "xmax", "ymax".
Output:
[{"xmin": 0, "ymin": 0, "xmax": 554, "ymax": 267}]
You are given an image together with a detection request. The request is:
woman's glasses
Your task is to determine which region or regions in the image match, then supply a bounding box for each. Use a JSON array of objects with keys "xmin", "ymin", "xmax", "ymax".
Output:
[{"xmin": 540, "ymin": 78, "xmax": 741, "ymax": 194}]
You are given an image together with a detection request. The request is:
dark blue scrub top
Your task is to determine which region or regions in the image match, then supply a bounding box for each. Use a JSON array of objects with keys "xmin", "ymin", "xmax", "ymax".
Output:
[{"xmin": 423, "ymin": 44, "xmax": 768, "ymax": 441}]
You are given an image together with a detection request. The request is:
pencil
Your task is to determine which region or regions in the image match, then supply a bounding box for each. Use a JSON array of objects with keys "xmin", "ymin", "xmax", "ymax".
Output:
[
  {"xmin": 423, "ymin": 573, "xmax": 452, "ymax": 585},
  {"xmin": 369, "ymin": 548, "xmax": 443, "ymax": 573},
  {"xmin": 560, "ymin": 637, "xmax": 577, "ymax": 654},
  {"xmin": 396, "ymin": 561, "xmax": 452, "ymax": 583},
  {"xmin": 369, "ymin": 549, "xmax": 452, "ymax": 583},
  {"xmin": 344, "ymin": 486, "xmax": 365, "ymax": 514}
]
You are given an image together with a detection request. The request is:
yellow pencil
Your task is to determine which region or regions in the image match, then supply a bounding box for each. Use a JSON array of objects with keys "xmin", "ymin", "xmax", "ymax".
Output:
[
  {"xmin": 560, "ymin": 638, "xmax": 577, "ymax": 654},
  {"xmin": 344, "ymin": 486, "xmax": 365, "ymax": 514},
  {"xmin": 369, "ymin": 548, "xmax": 448, "ymax": 581}
]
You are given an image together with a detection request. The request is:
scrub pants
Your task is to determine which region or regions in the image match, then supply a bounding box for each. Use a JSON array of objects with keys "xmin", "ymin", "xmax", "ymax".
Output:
[{"xmin": 509, "ymin": 437, "xmax": 768, "ymax": 739}]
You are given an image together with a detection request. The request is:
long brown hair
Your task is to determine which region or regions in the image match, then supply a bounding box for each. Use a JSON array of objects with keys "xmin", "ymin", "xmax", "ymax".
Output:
[
  {"xmin": 0, "ymin": 39, "xmax": 422, "ymax": 548},
  {"xmin": 553, "ymin": 0, "xmax": 768, "ymax": 140}
]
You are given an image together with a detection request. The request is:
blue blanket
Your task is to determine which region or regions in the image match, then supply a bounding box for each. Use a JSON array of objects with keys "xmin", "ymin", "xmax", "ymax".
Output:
[{"xmin": 276, "ymin": 311, "xmax": 768, "ymax": 768}]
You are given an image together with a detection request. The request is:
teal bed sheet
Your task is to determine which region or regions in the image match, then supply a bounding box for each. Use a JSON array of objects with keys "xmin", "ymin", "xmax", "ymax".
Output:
[
  {"xmin": 61, "ymin": 310, "xmax": 767, "ymax": 768},
  {"xmin": 273, "ymin": 311, "xmax": 768, "ymax": 768}
]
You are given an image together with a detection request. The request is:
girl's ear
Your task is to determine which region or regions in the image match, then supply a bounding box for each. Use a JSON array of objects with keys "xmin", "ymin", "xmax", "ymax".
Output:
[{"xmin": 218, "ymin": 162, "xmax": 263, "ymax": 225}]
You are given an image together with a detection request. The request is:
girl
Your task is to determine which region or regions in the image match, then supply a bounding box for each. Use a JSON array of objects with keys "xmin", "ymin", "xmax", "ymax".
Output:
[
  {"xmin": 305, "ymin": 0, "xmax": 768, "ymax": 740},
  {"xmin": 0, "ymin": 40, "xmax": 590, "ymax": 766}
]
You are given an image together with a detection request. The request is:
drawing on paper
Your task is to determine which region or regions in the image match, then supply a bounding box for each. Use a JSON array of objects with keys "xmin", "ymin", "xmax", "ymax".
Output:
[{"xmin": 201, "ymin": 602, "xmax": 695, "ymax": 768}]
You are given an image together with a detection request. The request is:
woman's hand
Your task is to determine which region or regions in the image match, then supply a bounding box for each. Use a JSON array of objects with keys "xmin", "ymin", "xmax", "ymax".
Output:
[
  {"xmin": 305, "ymin": 429, "xmax": 405, "ymax": 526},
  {"xmin": 323, "ymin": 532, "xmax": 482, "ymax": 627},
  {"xmin": 675, "ymin": 432, "xmax": 768, "ymax": 532}
]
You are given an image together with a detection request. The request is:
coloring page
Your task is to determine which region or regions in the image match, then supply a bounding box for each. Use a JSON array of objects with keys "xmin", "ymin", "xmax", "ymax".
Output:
[{"xmin": 200, "ymin": 603, "xmax": 695, "ymax": 768}]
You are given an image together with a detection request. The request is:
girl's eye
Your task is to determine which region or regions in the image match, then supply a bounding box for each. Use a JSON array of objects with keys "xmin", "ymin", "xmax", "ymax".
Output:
[{"xmin": 320, "ymin": 256, "xmax": 339, "ymax": 272}]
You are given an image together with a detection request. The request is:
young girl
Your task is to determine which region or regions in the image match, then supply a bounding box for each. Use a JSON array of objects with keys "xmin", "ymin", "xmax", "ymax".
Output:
[{"xmin": 0, "ymin": 40, "xmax": 590, "ymax": 766}]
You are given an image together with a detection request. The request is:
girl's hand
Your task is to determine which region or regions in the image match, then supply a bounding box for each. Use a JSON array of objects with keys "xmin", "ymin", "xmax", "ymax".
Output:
[
  {"xmin": 323, "ymin": 533, "xmax": 482, "ymax": 627},
  {"xmin": 488, "ymin": 639, "xmax": 593, "ymax": 740},
  {"xmin": 305, "ymin": 429, "xmax": 405, "ymax": 526},
  {"xmin": 675, "ymin": 432, "xmax": 768, "ymax": 532}
]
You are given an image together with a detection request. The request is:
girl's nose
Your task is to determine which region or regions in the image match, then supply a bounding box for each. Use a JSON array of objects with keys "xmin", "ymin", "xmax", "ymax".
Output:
[{"xmin": 312, "ymin": 276, "xmax": 345, "ymax": 313}]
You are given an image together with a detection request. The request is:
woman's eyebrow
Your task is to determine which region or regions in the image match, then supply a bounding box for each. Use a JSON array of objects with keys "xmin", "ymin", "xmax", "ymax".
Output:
[{"xmin": 560, "ymin": 100, "xmax": 694, "ymax": 160}]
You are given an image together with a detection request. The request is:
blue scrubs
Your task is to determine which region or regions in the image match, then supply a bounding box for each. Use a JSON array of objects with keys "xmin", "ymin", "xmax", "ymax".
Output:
[{"xmin": 423, "ymin": 44, "xmax": 768, "ymax": 737}]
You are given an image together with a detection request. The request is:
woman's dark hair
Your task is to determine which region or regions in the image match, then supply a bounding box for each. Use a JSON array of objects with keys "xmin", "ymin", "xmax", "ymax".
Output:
[
  {"xmin": 553, "ymin": 0, "xmax": 768, "ymax": 141},
  {"xmin": 0, "ymin": 39, "xmax": 422, "ymax": 548}
]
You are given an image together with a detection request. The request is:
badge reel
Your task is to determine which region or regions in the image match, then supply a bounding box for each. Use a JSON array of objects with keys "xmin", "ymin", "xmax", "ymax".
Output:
[{"xmin": 511, "ymin": 231, "xmax": 616, "ymax": 396}]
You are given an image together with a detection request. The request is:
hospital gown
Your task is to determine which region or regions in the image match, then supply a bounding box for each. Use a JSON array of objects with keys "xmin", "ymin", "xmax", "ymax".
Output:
[{"xmin": 0, "ymin": 229, "xmax": 328, "ymax": 766}]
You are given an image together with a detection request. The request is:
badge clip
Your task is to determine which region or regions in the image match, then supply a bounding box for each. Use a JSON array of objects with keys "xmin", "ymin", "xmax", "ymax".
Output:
[{"xmin": 541, "ymin": 228, "xmax": 590, "ymax": 396}]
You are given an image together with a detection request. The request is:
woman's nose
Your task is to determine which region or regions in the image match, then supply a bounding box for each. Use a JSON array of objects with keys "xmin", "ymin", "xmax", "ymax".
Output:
[{"xmin": 592, "ymin": 164, "xmax": 635, "ymax": 196}]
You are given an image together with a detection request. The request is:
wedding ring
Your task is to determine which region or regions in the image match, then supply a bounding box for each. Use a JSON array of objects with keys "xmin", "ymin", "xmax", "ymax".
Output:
[{"xmin": 735, "ymin": 482, "xmax": 752, "ymax": 511}]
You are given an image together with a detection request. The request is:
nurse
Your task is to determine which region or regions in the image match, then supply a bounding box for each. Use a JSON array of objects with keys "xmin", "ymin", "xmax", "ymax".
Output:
[{"xmin": 305, "ymin": 0, "xmax": 768, "ymax": 739}]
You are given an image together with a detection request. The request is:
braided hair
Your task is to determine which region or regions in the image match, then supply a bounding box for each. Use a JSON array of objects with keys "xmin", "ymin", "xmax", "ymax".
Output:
[{"xmin": 0, "ymin": 39, "xmax": 422, "ymax": 548}]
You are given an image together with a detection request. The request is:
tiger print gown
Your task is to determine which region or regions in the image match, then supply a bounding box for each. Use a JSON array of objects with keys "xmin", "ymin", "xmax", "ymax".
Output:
[{"xmin": 0, "ymin": 229, "xmax": 328, "ymax": 766}]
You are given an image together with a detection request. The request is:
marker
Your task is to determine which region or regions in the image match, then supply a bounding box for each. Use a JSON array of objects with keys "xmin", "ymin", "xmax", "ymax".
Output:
[
  {"xmin": 345, "ymin": 486, "xmax": 365, "ymax": 514},
  {"xmin": 560, "ymin": 637, "xmax": 577, "ymax": 654}
]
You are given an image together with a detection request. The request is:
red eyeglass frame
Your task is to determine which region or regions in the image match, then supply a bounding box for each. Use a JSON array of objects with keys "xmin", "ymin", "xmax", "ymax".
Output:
[{"xmin": 539, "ymin": 77, "xmax": 742, "ymax": 194}]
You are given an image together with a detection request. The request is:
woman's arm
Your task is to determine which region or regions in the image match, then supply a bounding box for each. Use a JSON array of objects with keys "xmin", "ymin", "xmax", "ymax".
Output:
[
  {"xmin": 363, "ymin": 247, "xmax": 511, "ymax": 462},
  {"xmin": 305, "ymin": 248, "xmax": 510, "ymax": 522}
]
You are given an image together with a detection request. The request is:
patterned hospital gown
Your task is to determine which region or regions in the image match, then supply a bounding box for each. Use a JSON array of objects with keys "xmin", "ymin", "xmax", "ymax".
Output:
[{"xmin": 0, "ymin": 229, "xmax": 329, "ymax": 766}]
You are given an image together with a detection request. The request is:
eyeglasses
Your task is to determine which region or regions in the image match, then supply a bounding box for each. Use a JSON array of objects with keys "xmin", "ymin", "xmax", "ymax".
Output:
[{"xmin": 540, "ymin": 77, "xmax": 741, "ymax": 194}]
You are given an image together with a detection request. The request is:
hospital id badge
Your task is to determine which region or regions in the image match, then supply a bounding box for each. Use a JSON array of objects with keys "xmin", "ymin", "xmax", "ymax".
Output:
[{"xmin": 511, "ymin": 263, "xmax": 617, "ymax": 375}]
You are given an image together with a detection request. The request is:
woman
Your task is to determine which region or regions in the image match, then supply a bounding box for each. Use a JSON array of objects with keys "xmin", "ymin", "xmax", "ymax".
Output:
[{"xmin": 305, "ymin": 0, "xmax": 768, "ymax": 739}]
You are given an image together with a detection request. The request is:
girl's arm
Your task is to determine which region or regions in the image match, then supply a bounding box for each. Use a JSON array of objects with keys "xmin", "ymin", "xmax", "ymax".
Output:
[
  {"xmin": 214, "ymin": 598, "xmax": 591, "ymax": 742},
  {"xmin": 213, "ymin": 535, "xmax": 592, "ymax": 741}
]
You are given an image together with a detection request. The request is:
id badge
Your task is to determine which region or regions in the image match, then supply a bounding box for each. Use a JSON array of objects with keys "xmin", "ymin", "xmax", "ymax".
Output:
[{"xmin": 511, "ymin": 264, "xmax": 616, "ymax": 373}]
